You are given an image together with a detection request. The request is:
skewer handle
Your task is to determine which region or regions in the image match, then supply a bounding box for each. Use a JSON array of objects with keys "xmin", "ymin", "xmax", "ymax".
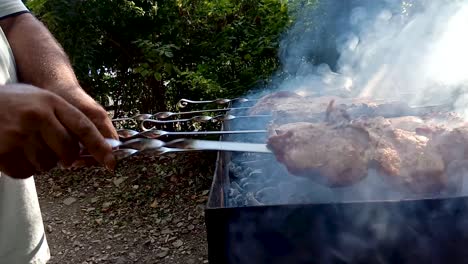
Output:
[
  {"xmin": 117, "ymin": 128, "xmax": 268, "ymax": 140},
  {"xmin": 78, "ymin": 138, "xmax": 272, "ymax": 161},
  {"xmin": 177, "ymin": 98, "xmax": 255, "ymax": 108},
  {"xmin": 140, "ymin": 114, "xmax": 271, "ymax": 129}
]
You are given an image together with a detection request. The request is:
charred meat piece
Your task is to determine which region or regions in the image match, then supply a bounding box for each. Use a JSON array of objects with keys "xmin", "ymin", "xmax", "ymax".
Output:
[
  {"xmin": 248, "ymin": 91, "xmax": 340, "ymax": 116},
  {"xmin": 348, "ymin": 111, "xmax": 465, "ymax": 194},
  {"xmin": 370, "ymin": 113, "xmax": 466, "ymax": 134},
  {"xmin": 366, "ymin": 123, "xmax": 447, "ymax": 195},
  {"xmin": 267, "ymin": 116, "xmax": 453, "ymax": 194},
  {"xmin": 267, "ymin": 122, "xmax": 372, "ymax": 187},
  {"xmin": 426, "ymin": 126, "xmax": 468, "ymax": 164},
  {"xmin": 386, "ymin": 116, "xmax": 425, "ymax": 131},
  {"xmin": 269, "ymin": 101, "xmax": 444, "ymax": 125},
  {"xmin": 250, "ymin": 92, "xmax": 450, "ymax": 125},
  {"xmin": 248, "ymin": 91, "xmax": 377, "ymax": 116}
]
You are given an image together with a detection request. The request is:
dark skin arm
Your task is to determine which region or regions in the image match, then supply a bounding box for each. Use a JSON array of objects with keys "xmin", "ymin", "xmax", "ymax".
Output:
[{"xmin": 0, "ymin": 12, "xmax": 118, "ymax": 140}]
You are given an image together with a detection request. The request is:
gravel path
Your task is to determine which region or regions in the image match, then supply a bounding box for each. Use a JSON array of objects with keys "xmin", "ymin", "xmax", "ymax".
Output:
[{"xmin": 35, "ymin": 153, "xmax": 216, "ymax": 263}]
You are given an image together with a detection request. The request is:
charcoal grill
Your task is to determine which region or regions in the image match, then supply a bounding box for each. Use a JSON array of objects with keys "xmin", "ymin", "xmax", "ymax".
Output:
[
  {"xmin": 201, "ymin": 98, "xmax": 468, "ymax": 264},
  {"xmin": 98, "ymin": 0, "xmax": 468, "ymax": 261},
  {"xmin": 198, "ymin": 0, "xmax": 468, "ymax": 261},
  {"xmin": 111, "ymin": 96, "xmax": 468, "ymax": 264}
]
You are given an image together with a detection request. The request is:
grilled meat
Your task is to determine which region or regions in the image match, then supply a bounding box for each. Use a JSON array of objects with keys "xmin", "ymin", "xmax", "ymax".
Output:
[
  {"xmin": 358, "ymin": 118, "xmax": 447, "ymax": 194},
  {"xmin": 248, "ymin": 91, "xmax": 381, "ymax": 115},
  {"xmin": 267, "ymin": 122, "xmax": 372, "ymax": 187},
  {"xmin": 267, "ymin": 109, "xmax": 465, "ymax": 194},
  {"xmin": 255, "ymin": 92, "xmax": 465, "ymax": 193},
  {"xmin": 248, "ymin": 91, "xmax": 341, "ymax": 116},
  {"xmin": 426, "ymin": 126, "xmax": 468, "ymax": 164},
  {"xmin": 250, "ymin": 91, "xmax": 452, "ymax": 125}
]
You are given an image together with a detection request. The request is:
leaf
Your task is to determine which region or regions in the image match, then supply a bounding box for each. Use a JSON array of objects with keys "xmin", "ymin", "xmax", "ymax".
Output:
[
  {"xmin": 113, "ymin": 177, "xmax": 127, "ymax": 187},
  {"xmin": 154, "ymin": 72, "xmax": 162, "ymax": 80},
  {"xmin": 164, "ymin": 50, "xmax": 173, "ymax": 58},
  {"xmin": 163, "ymin": 63, "xmax": 173, "ymax": 74},
  {"xmin": 141, "ymin": 69, "xmax": 149, "ymax": 77},
  {"xmin": 150, "ymin": 198, "xmax": 158, "ymax": 208}
]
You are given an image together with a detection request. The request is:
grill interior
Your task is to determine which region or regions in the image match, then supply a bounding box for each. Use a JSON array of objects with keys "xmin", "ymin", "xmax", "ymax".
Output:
[{"xmin": 218, "ymin": 101, "xmax": 468, "ymax": 209}]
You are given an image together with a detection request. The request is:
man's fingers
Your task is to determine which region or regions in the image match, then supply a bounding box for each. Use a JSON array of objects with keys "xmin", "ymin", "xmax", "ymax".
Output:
[
  {"xmin": 97, "ymin": 118, "xmax": 119, "ymax": 140},
  {"xmin": 23, "ymin": 135, "xmax": 58, "ymax": 172},
  {"xmin": 59, "ymin": 89, "xmax": 119, "ymax": 140},
  {"xmin": 51, "ymin": 96, "xmax": 116, "ymax": 171},
  {"xmin": 40, "ymin": 117, "xmax": 80, "ymax": 167},
  {"xmin": 88, "ymin": 108, "xmax": 119, "ymax": 140}
]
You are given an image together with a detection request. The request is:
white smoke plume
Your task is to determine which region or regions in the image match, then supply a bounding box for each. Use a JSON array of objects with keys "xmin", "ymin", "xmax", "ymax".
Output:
[{"xmin": 273, "ymin": 0, "xmax": 468, "ymax": 114}]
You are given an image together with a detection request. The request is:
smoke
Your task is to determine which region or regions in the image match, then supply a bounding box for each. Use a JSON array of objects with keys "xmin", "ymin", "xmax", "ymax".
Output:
[
  {"xmin": 254, "ymin": 0, "xmax": 468, "ymax": 198},
  {"xmin": 268, "ymin": 0, "xmax": 468, "ymax": 110}
]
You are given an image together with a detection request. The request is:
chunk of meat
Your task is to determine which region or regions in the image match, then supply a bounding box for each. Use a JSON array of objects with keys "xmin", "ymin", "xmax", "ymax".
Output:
[
  {"xmin": 249, "ymin": 91, "xmax": 341, "ymax": 116},
  {"xmin": 250, "ymin": 92, "xmax": 453, "ymax": 126},
  {"xmin": 427, "ymin": 126, "xmax": 468, "ymax": 164},
  {"xmin": 267, "ymin": 117, "xmax": 451, "ymax": 194},
  {"xmin": 369, "ymin": 127, "xmax": 446, "ymax": 194},
  {"xmin": 267, "ymin": 122, "xmax": 372, "ymax": 187},
  {"xmin": 261, "ymin": 93, "xmax": 466, "ymax": 194}
]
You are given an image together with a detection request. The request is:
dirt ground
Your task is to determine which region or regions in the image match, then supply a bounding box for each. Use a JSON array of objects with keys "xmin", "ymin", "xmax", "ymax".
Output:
[{"xmin": 35, "ymin": 152, "xmax": 217, "ymax": 264}]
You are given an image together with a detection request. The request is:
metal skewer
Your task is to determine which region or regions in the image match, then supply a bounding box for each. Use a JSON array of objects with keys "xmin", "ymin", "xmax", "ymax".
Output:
[
  {"xmin": 79, "ymin": 138, "xmax": 272, "ymax": 160},
  {"xmin": 140, "ymin": 114, "xmax": 271, "ymax": 127},
  {"xmin": 111, "ymin": 102, "xmax": 451, "ymax": 128},
  {"xmin": 177, "ymin": 98, "xmax": 258, "ymax": 108},
  {"xmin": 117, "ymin": 128, "xmax": 268, "ymax": 139},
  {"xmin": 79, "ymin": 138, "xmax": 122, "ymax": 150},
  {"xmin": 115, "ymin": 138, "xmax": 272, "ymax": 154},
  {"xmin": 153, "ymin": 107, "xmax": 252, "ymax": 119},
  {"xmin": 112, "ymin": 107, "xmax": 253, "ymax": 123},
  {"xmin": 409, "ymin": 103, "xmax": 452, "ymax": 112},
  {"xmin": 112, "ymin": 114, "xmax": 153, "ymax": 123},
  {"xmin": 78, "ymin": 147, "xmax": 193, "ymax": 161}
]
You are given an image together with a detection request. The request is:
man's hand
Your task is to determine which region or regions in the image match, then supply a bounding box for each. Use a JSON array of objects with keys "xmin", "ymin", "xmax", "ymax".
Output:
[
  {"xmin": 51, "ymin": 85, "xmax": 119, "ymax": 140},
  {"xmin": 0, "ymin": 84, "xmax": 116, "ymax": 178}
]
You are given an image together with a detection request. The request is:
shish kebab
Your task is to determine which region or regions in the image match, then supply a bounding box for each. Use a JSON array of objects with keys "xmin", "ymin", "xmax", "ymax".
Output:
[
  {"xmin": 267, "ymin": 99, "xmax": 468, "ymax": 195},
  {"xmin": 98, "ymin": 91, "xmax": 465, "ymax": 196},
  {"xmin": 112, "ymin": 91, "xmax": 450, "ymax": 129}
]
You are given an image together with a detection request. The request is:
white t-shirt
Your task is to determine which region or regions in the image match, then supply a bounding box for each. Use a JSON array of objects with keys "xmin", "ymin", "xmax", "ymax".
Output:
[{"xmin": 0, "ymin": 1, "xmax": 51, "ymax": 263}]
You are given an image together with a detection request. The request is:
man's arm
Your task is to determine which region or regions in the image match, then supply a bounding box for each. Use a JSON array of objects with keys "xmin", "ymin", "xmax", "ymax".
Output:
[
  {"xmin": 0, "ymin": 12, "xmax": 80, "ymax": 93},
  {"xmin": 0, "ymin": 12, "xmax": 118, "ymax": 140}
]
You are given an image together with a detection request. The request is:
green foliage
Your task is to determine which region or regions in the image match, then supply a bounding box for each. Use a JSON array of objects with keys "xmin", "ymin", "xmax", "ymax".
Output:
[{"xmin": 26, "ymin": 0, "xmax": 292, "ymax": 114}]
